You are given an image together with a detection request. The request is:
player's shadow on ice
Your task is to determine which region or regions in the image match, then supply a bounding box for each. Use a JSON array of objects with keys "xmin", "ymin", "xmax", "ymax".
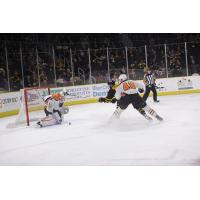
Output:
[
  {"xmin": 112, "ymin": 120, "xmax": 156, "ymax": 132},
  {"xmin": 94, "ymin": 117, "xmax": 160, "ymax": 133}
]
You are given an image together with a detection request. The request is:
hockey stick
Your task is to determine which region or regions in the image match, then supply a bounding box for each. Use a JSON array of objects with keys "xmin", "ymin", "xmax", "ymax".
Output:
[
  {"xmin": 64, "ymin": 92, "xmax": 77, "ymax": 97},
  {"xmin": 155, "ymin": 86, "xmax": 165, "ymax": 89},
  {"xmin": 35, "ymin": 89, "xmax": 46, "ymax": 102}
]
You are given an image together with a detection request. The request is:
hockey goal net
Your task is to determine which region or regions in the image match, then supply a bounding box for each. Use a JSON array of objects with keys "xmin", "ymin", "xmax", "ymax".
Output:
[{"xmin": 8, "ymin": 87, "xmax": 50, "ymax": 127}]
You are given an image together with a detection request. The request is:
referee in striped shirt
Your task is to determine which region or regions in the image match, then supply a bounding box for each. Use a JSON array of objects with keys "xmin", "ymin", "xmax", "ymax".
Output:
[{"xmin": 142, "ymin": 67, "xmax": 159, "ymax": 102}]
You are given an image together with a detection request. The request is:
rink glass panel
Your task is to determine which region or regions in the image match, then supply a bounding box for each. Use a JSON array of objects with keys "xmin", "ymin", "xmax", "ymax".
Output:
[
  {"xmin": 108, "ymin": 48, "xmax": 127, "ymax": 80},
  {"xmin": 186, "ymin": 42, "xmax": 200, "ymax": 76},
  {"xmin": 71, "ymin": 49, "xmax": 90, "ymax": 85},
  {"xmin": 37, "ymin": 43, "xmax": 56, "ymax": 87},
  {"xmin": 21, "ymin": 44, "xmax": 40, "ymax": 88},
  {"xmin": 0, "ymin": 43, "xmax": 8, "ymax": 92},
  {"xmin": 6, "ymin": 42, "xmax": 24, "ymax": 91},
  {"xmin": 54, "ymin": 47, "xmax": 74, "ymax": 87},
  {"xmin": 166, "ymin": 43, "xmax": 187, "ymax": 77},
  {"xmin": 146, "ymin": 44, "xmax": 167, "ymax": 78},
  {"xmin": 90, "ymin": 48, "xmax": 109, "ymax": 83},
  {"xmin": 127, "ymin": 46, "xmax": 146, "ymax": 80},
  {"xmin": 0, "ymin": 41, "xmax": 197, "ymax": 93}
]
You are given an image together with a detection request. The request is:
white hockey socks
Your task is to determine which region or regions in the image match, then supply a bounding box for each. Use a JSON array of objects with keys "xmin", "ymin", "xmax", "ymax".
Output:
[
  {"xmin": 137, "ymin": 108, "xmax": 153, "ymax": 121},
  {"xmin": 109, "ymin": 107, "xmax": 123, "ymax": 122},
  {"xmin": 143, "ymin": 105, "xmax": 157, "ymax": 117},
  {"xmin": 143, "ymin": 105, "xmax": 163, "ymax": 121}
]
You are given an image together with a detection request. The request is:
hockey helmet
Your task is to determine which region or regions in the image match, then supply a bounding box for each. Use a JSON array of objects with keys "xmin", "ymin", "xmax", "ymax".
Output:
[
  {"xmin": 118, "ymin": 74, "xmax": 127, "ymax": 83},
  {"xmin": 107, "ymin": 79, "xmax": 115, "ymax": 87},
  {"xmin": 52, "ymin": 93, "xmax": 61, "ymax": 101}
]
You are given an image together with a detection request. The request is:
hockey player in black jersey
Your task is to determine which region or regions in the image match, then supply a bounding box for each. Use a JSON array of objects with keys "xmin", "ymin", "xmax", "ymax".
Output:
[
  {"xmin": 98, "ymin": 79, "xmax": 153, "ymax": 121},
  {"xmin": 98, "ymin": 80, "xmax": 117, "ymax": 103}
]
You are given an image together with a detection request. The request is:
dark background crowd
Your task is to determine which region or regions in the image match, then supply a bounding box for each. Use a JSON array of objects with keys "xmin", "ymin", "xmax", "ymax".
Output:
[{"xmin": 0, "ymin": 33, "xmax": 200, "ymax": 92}]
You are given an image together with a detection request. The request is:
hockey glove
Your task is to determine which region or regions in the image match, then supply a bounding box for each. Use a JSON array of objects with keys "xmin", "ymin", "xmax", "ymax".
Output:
[
  {"xmin": 98, "ymin": 97, "xmax": 105, "ymax": 103},
  {"xmin": 111, "ymin": 98, "xmax": 117, "ymax": 103},
  {"xmin": 59, "ymin": 102, "xmax": 64, "ymax": 107},
  {"xmin": 138, "ymin": 88, "xmax": 144, "ymax": 93},
  {"xmin": 64, "ymin": 91, "xmax": 70, "ymax": 96}
]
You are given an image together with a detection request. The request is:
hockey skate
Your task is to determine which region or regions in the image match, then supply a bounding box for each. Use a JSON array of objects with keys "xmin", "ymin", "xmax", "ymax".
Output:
[
  {"xmin": 143, "ymin": 114, "xmax": 153, "ymax": 122},
  {"xmin": 36, "ymin": 121, "xmax": 43, "ymax": 128},
  {"xmin": 155, "ymin": 115, "xmax": 163, "ymax": 121}
]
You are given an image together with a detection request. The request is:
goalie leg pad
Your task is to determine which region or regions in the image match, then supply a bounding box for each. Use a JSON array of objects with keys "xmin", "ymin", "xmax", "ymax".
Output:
[
  {"xmin": 38, "ymin": 111, "xmax": 63, "ymax": 127},
  {"xmin": 52, "ymin": 112, "xmax": 62, "ymax": 124},
  {"xmin": 38, "ymin": 115, "xmax": 58, "ymax": 127}
]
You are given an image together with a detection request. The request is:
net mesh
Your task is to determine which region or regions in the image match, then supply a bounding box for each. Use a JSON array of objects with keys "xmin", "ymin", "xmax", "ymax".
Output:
[{"xmin": 7, "ymin": 87, "xmax": 50, "ymax": 127}]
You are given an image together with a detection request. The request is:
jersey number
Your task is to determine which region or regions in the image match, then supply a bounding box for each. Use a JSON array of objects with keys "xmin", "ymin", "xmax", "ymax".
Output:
[{"xmin": 122, "ymin": 82, "xmax": 136, "ymax": 91}]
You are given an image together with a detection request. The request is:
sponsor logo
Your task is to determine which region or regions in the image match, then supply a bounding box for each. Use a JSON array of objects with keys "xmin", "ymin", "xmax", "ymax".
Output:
[
  {"xmin": 92, "ymin": 84, "xmax": 109, "ymax": 97},
  {"xmin": 155, "ymin": 82, "xmax": 167, "ymax": 92},
  {"xmin": 51, "ymin": 86, "xmax": 92, "ymax": 101},
  {"xmin": 28, "ymin": 93, "xmax": 38, "ymax": 102},
  {"xmin": 27, "ymin": 90, "xmax": 49, "ymax": 106},
  {"xmin": 92, "ymin": 85, "xmax": 108, "ymax": 91},
  {"xmin": 177, "ymin": 78, "xmax": 193, "ymax": 90},
  {"xmin": 93, "ymin": 91, "xmax": 107, "ymax": 97},
  {"xmin": 0, "ymin": 97, "xmax": 18, "ymax": 108}
]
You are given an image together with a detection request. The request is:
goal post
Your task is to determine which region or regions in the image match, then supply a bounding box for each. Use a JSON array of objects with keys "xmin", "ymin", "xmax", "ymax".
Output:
[
  {"xmin": 8, "ymin": 87, "xmax": 50, "ymax": 127},
  {"xmin": 23, "ymin": 87, "xmax": 51, "ymax": 126}
]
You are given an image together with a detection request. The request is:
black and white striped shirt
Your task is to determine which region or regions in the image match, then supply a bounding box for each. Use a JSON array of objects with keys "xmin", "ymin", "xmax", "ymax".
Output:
[{"xmin": 143, "ymin": 72, "xmax": 155, "ymax": 86}]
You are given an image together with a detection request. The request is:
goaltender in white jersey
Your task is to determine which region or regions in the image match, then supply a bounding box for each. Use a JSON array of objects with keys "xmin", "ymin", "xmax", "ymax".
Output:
[{"xmin": 37, "ymin": 89, "xmax": 70, "ymax": 127}]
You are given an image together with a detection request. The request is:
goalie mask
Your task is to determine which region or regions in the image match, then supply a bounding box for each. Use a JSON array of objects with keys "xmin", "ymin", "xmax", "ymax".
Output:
[{"xmin": 52, "ymin": 93, "xmax": 61, "ymax": 101}]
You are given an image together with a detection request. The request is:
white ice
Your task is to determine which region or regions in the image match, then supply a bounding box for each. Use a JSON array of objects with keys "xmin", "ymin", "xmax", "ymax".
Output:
[{"xmin": 0, "ymin": 93, "xmax": 200, "ymax": 166}]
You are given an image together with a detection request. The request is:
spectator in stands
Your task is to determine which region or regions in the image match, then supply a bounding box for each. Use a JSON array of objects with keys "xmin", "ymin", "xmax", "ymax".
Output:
[
  {"xmin": 189, "ymin": 56, "xmax": 200, "ymax": 75},
  {"xmin": 40, "ymin": 72, "xmax": 48, "ymax": 86},
  {"xmin": 2, "ymin": 33, "xmax": 200, "ymax": 89},
  {"xmin": 10, "ymin": 71, "xmax": 22, "ymax": 91},
  {"xmin": 0, "ymin": 68, "xmax": 7, "ymax": 90}
]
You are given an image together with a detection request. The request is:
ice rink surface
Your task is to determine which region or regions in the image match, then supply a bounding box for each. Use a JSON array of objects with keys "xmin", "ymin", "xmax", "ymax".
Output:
[{"xmin": 0, "ymin": 93, "xmax": 200, "ymax": 166}]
